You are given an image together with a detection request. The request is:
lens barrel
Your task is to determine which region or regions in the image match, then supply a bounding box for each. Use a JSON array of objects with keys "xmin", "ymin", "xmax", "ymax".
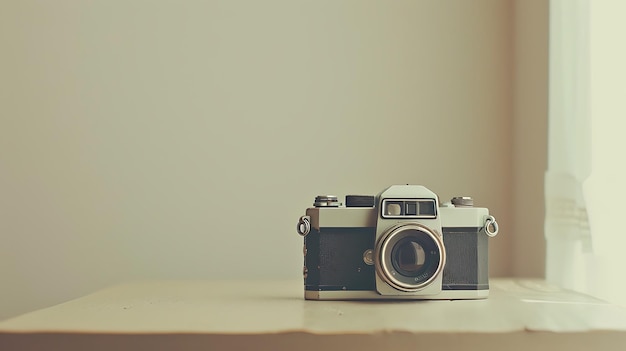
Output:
[{"xmin": 375, "ymin": 223, "xmax": 445, "ymax": 292}]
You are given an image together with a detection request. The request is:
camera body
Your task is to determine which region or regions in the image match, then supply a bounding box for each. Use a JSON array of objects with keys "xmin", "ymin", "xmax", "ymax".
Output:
[{"xmin": 296, "ymin": 185, "xmax": 499, "ymax": 300}]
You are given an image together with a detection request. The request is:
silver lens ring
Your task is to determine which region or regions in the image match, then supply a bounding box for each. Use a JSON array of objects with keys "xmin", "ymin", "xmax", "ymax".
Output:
[{"xmin": 375, "ymin": 223, "xmax": 446, "ymax": 292}]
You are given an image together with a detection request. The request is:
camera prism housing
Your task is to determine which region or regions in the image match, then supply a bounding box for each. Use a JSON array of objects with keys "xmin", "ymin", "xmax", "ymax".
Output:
[{"xmin": 296, "ymin": 185, "xmax": 499, "ymax": 300}]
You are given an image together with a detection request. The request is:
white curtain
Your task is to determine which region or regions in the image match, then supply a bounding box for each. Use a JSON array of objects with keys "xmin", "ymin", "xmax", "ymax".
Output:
[{"xmin": 546, "ymin": 0, "xmax": 626, "ymax": 305}]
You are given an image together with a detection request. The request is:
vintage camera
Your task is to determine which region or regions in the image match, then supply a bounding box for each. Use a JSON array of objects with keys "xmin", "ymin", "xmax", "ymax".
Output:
[{"xmin": 296, "ymin": 185, "xmax": 499, "ymax": 300}]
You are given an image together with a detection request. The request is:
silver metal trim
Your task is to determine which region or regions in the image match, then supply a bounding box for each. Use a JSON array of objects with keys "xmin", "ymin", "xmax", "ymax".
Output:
[
  {"xmin": 451, "ymin": 196, "xmax": 474, "ymax": 207},
  {"xmin": 363, "ymin": 249, "xmax": 374, "ymax": 265},
  {"xmin": 304, "ymin": 288, "xmax": 489, "ymax": 300},
  {"xmin": 484, "ymin": 215, "xmax": 499, "ymax": 237},
  {"xmin": 297, "ymin": 216, "xmax": 311, "ymax": 236},
  {"xmin": 314, "ymin": 195, "xmax": 341, "ymax": 207}
]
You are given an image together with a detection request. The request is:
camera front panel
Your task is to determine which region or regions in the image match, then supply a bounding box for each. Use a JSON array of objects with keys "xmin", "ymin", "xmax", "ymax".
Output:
[
  {"xmin": 442, "ymin": 226, "xmax": 489, "ymax": 291},
  {"xmin": 374, "ymin": 185, "xmax": 445, "ymax": 296},
  {"xmin": 304, "ymin": 227, "xmax": 376, "ymax": 292}
]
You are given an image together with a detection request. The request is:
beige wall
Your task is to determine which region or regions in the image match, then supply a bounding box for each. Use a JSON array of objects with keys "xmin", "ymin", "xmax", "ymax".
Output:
[
  {"xmin": 0, "ymin": 0, "xmax": 547, "ymax": 320},
  {"xmin": 512, "ymin": 0, "xmax": 548, "ymax": 277}
]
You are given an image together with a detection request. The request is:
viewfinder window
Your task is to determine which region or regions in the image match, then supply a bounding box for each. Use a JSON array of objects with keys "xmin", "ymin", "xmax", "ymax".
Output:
[
  {"xmin": 405, "ymin": 202, "xmax": 418, "ymax": 215},
  {"xmin": 418, "ymin": 201, "xmax": 436, "ymax": 216},
  {"xmin": 382, "ymin": 199, "xmax": 437, "ymax": 218},
  {"xmin": 385, "ymin": 202, "xmax": 403, "ymax": 216}
]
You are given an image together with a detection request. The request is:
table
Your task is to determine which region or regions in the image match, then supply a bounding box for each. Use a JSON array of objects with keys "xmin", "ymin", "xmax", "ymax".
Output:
[{"xmin": 2, "ymin": 279, "xmax": 626, "ymax": 350}]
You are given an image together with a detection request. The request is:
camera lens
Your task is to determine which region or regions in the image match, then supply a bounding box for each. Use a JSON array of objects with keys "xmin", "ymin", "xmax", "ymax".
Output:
[
  {"xmin": 392, "ymin": 238, "xmax": 427, "ymax": 275},
  {"xmin": 376, "ymin": 224, "xmax": 445, "ymax": 292}
]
